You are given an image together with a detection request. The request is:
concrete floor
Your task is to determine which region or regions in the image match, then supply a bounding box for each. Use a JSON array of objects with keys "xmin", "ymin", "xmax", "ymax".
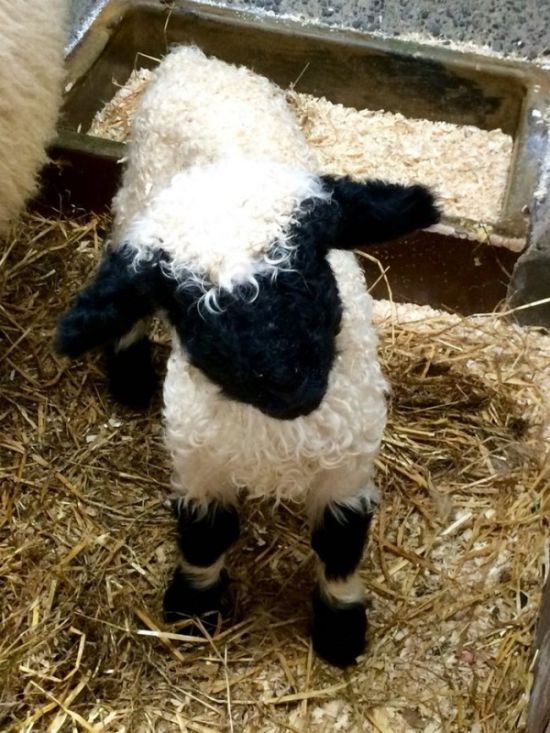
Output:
[{"xmin": 68, "ymin": 0, "xmax": 550, "ymax": 60}]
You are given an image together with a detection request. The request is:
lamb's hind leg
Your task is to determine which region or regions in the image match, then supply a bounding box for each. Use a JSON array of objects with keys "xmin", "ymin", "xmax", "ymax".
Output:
[
  {"xmin": 163, "ymin": 497, "xmax": 240, "ymax": 633},
  {"xmin": 104, "ymin": 320, "xmax": 158, "ymax": 408},
  {"xmin": 309, "ymin": 490, "xmax": 375, "ymax": 667}
]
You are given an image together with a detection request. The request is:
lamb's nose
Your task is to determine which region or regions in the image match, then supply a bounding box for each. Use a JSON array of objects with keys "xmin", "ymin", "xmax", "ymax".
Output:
[
  {"xmin": 265, "ymin": 374, "xmax": 327, "ymax": 418},
  {"xmin": 269, "ymin": 386, "xmax": 300, "ymax": 406},
  {"xmin": 268, "ymin": 378, "xmax": 307, "ymax": 406}
]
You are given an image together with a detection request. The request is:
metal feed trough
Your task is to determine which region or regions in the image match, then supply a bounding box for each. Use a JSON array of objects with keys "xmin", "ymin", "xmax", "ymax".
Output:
[
  {"xmin": 48, "ymin": 4, "xmax": 550, "ymax": 728},
  {"xmin": 50, "ymin": 0, "xmax": 550, "ymax": 317}
]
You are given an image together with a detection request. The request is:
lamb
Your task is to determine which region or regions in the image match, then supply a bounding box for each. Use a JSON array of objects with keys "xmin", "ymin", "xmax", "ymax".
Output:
[
  {"xmin": 56, "ymin": 46, "xmax": 440, "ymax": 667},
  {"xmin": 0, "ymin": 0, "xmax": 67, "ymax": 234}
]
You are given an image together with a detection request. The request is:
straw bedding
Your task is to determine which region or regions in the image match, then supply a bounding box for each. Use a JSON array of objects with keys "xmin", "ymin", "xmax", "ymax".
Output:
[
  {"xmin": 1, "ymin": 212, "xmax": 549, "ymax": 732},
  {"xmin": 88, "ymin": 68, "xmax": 513, "ymax": 224}
]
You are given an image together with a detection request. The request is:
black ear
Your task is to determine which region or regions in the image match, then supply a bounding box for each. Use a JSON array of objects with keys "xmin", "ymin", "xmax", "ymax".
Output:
[
  {"xmin": 56, "ymin": 244, "xmax": 170, "ymax": 358},
  {"xmin": 322, "ymin": 175, "xmax": 441, "ymax": 250}
]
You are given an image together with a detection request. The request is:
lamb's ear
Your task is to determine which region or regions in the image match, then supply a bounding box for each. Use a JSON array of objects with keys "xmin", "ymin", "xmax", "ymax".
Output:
[
  {"xmin": 56, "ymin": 245, "xmax": 170, "ymax": 358},
  {"xmin": 322, "ymin": 175, "xmax": 441, "ymax": 250}
]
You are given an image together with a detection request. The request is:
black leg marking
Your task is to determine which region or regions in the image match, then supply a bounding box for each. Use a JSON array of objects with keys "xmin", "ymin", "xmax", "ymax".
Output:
[
  {"xmin": 104, "ymin": 335, "xmax": 159, "ymax": 409},
  {"xmin": 311, "ymin": 587, "xmax": 367, "ymax": 669},
  {"xmin": 310, "ymin": 498, "xmax": 373, "ymax": 667},
  {"xmin": 174, "ymin": 501, "xmax": 240, "ymax": 567},
  {"xmin": 311, "ymin": 500, "xmax": 372, "ymax": 580},
  {"xmin": 163, "ymin": 500, "xmax": 240, "ymax": 632},
  {"xmin": 163, "ymin": 567, "xmax": 230, "ymax": 632}
]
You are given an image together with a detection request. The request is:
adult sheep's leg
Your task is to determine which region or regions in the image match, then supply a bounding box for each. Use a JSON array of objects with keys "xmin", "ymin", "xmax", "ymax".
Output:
[
  {"xmin": 163, "ymin": 497, "xmax": 240, "ymax": 632},
  {"xmin": 104, "ymin": 320, "xmax": 159, "ymax": 408},
  {"xmin": 309, "ymin": 489, "xmax": 375, "ymax": 668}
]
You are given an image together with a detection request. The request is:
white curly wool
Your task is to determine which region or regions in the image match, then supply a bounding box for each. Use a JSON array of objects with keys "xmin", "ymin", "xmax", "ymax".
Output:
[
  {"xmin": 113, "ymin": 46, "xmax": 317, "ymax": 243},
  {"xmin": 125, "ymin": 157, "xmax": 329, "ymax": 295},
  {"xmin": 0, "ymin": 0, "xmax": 67, "ymax": 234},
  {"xmin": 114, "ymin": 45, "xmax": 388, "ymax": 514}
]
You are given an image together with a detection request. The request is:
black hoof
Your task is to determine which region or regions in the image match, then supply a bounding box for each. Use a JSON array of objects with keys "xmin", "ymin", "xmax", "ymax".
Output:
[
  {"xmin": 163, "ymin": 568, "xmax": 231, "ymax": 635},
  {"xmin": 311, "ymin": 588, "xmax": 367, "ymax": 668},
  {"xmin": 104, "ymin": 336, "xmax": 159, "ymax": 409}
]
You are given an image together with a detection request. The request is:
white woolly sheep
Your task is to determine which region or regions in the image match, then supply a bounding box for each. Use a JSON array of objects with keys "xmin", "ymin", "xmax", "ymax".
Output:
[
  {"xmin": 0, "ymin": 0, "xmax": 67, "ymax": 234},
  {"xmin": 57, "ymin": 46, "xmax": 440, "ymax": 667}
]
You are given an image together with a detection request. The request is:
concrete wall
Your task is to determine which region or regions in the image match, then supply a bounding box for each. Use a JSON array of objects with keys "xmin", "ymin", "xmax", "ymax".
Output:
[
  {"xmin": 68, "ymin": 0, "xmax": 550, "ymax": 60},
  {"xmin": 210, "ymin": 0, "xmax": 550, "ymax": 60}
]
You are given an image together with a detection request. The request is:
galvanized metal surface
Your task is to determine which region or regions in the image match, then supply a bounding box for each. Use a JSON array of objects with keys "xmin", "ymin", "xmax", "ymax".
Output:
[
  {"xmin": 509, "ymin": 125, "xmax": 550, "ymax": 326},
  {"xmin": 68, "ymin": 0, "xmax": 110, "ymax": 53}
]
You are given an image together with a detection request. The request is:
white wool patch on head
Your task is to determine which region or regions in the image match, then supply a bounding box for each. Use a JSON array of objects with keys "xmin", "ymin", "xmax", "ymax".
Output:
[{"xmin": 124, "ymin": 158, "xmax": 329, "ymax": 296}]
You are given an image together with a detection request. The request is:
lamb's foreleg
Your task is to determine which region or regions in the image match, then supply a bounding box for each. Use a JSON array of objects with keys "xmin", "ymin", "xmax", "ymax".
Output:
[
  {"xmin": 104, "ymin": 320, "xmax": 158, "ymax": 408},
  {"xmin": 163, "ymin": 496, "xmax": 240, "ymax": 633},
  {"xmin": 309, "ymin": 492, "xmax": 375, "ymax": 667}
]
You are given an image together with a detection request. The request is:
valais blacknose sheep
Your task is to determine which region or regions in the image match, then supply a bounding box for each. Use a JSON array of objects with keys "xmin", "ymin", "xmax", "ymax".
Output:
[
  {"xmin": 0, "ymin": 0, "xmax": 67, "ymax": 234},
  {"xmin": 57, "ymin": 46, "xmax": 440, "ymax": 667}
]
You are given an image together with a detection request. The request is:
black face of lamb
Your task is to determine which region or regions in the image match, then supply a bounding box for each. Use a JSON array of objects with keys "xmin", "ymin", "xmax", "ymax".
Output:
[
  {"xmin": 167, "ymin": 209, "xmax": 343, "ymax": 420},
  {"xmin": 161, "ymin": 181, "xmax": 439, "ymax": 419}
]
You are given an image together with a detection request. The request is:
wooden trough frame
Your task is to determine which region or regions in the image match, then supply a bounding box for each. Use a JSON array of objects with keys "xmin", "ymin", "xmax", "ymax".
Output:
[{"xmin": 42, "ymin": 2, "xmax": 550, "ymax": 727}]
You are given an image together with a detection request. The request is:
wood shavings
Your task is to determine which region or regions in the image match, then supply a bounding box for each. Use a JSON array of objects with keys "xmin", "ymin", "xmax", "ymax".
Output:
[
  {"xmin": 287, "ymin": 92, "xmax": 512, "ymax": 223},
  {"xmin": 88, "ymin": 68, "xmax": 513, "ymax": 224},
  {"xmin": 1, "ymin": 212, "xmax": 548, "ymax": 731},
  {"xmin": 89, "ymin": 68, "xmax": 153, "ymax": 144}
]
